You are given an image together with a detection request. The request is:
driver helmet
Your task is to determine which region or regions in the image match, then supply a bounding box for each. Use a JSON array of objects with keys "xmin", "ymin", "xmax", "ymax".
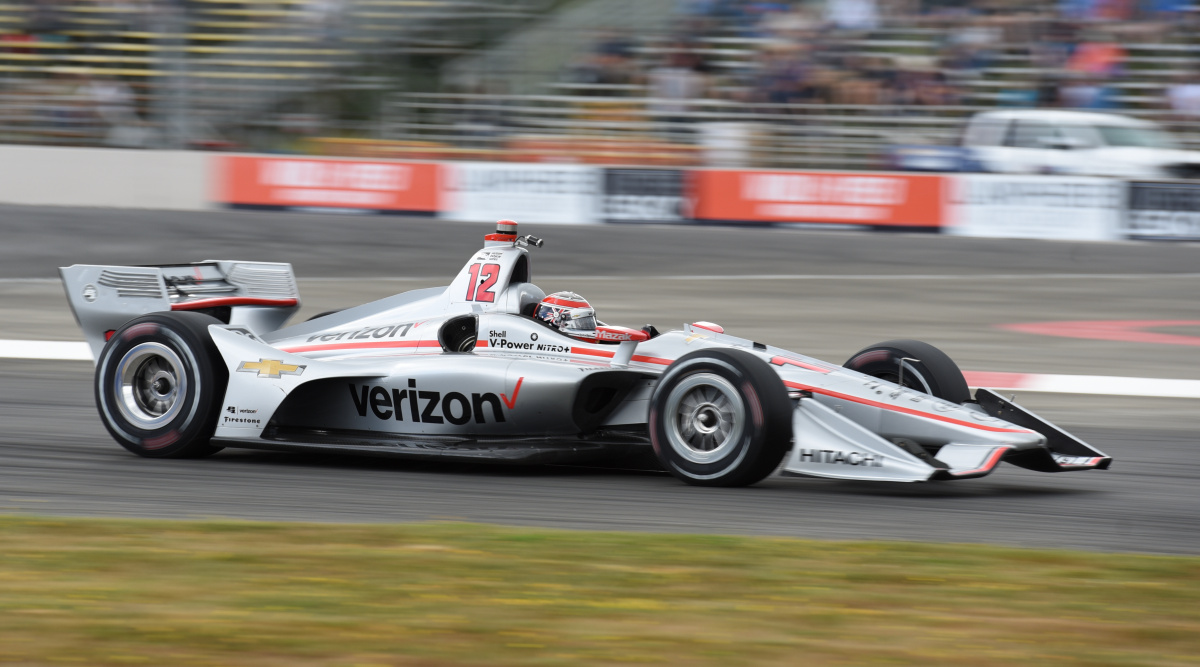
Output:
[{"xmin": 535, "ymin": 292, "xmax": 597, "ymax": 338}]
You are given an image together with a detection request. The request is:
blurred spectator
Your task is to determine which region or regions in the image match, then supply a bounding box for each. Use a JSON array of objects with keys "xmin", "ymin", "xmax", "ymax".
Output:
[
  {"xmin": 648, "ymin": 44, "xmax": 709, "ymax": 133},
  {"xmin": 753, "ymin": 44, "xmax": 810, "ymax": 104},
  {"xmin": 1066, "ymin": 32, "xmax": 1125, "ymax": 77},
  {"xmin": 1030, "ymin": 20, "xmax": 1075, "ymax": 71},
  {"xmin": 304, "ymin": 0, "xmax": 347, "ymax": 42},
  {"xmin": 80, "ymin": 75, "xmax": 152, "ymax": 147},
  {"xmin": 948, "ymin": 18, "xmax": 1002, "ymax": 74},
  {"xmin": 1166, "ymin": 71, "xmax": 1200, "ymax": 117},
  {"xmin": 826, "ymin": 0, "xmax": 879, "ymax": 32},
  {"xmin": 1061, "ymin": 74, "xmax": 1117, "ymax": 109},
  {"xmin": 569, "ymin": 33, "xmax": 641, "ymax": 96},
  {"xmin": 28, "ymin": 0, "xmax": 67, "ymax": 36}
]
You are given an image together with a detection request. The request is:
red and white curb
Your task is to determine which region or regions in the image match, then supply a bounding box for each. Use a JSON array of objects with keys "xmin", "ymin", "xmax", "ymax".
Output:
[{"xmin": 1, "ymin": 339, "xmax": 1198, "ymax": 399}]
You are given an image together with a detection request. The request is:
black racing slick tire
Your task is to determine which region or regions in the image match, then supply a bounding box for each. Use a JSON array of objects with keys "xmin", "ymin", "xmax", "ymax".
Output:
[
  {"xmin": 843, "ymin": 339, "xmax": 971, "ymax": 404},
  {"xmin": 94, "ymin": 312, "xmax": 228, "ymax": 459},
  {"xmin": 649, "ymin": 349, "xmax": 793, "ymax": 487}
]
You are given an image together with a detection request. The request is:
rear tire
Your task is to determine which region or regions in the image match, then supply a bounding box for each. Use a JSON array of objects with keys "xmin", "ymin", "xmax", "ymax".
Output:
[
  {"xmin": 649, "ymin": 349, "xmax": 792, "ymax": 487},
  {"xmin": 843, "ymin": 339, "xmax": 970, "ymax": 404},
  {"xmin": 95, "ymin": 312, "xmax": 228, "ymax": 459}
]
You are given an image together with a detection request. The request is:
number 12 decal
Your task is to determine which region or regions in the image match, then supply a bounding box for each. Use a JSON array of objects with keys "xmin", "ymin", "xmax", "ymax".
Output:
[{"xmin": 465, "ymin": 263, "xmax": 500, "ymax": 302}]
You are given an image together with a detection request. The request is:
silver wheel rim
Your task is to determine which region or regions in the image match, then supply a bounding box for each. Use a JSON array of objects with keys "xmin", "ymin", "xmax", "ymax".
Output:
[
  {"xmin": 114, "ymin": 342, "xmax": 187, "ymax": 429},
  {"xmin": 664, "ymin": 373, "xmax": 745, "ymax": 464}
]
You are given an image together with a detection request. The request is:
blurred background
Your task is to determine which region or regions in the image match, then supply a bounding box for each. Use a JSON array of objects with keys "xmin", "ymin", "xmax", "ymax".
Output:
[{"xmin": 4, "ymin": 0, "xmax": 1200, "ymax": 170}]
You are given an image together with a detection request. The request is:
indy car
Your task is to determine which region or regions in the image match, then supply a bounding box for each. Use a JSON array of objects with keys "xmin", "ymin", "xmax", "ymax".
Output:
[{"xmin": 60, "ymin": 220, "xmax": 1111, "ymax": 486}]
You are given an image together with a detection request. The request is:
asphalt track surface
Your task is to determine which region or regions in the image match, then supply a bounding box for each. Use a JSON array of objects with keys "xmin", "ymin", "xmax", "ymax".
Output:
[{"xmin": 2, "ymin": 205, "xmax": 1199, "ymax": 554}]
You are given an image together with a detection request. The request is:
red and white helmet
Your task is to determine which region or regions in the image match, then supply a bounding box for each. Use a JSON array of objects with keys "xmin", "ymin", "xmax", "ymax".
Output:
[{"xmin": 535, "ymin": 292, "xmax": 597, "ymax": 338}]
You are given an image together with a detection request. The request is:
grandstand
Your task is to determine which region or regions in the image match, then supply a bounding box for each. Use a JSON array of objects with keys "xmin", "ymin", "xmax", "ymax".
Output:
[
  {"xmin": 3, "ymin": 0, "xmax": 1200, "ymax": 169},
  {"xmin": 0, "ymin": 0, "xmax": 549, "ymax": 148}
]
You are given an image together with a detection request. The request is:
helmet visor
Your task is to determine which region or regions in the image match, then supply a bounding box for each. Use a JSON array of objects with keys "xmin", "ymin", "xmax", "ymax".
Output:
[{"xmin": 564, "ymin": 314, "xmax": 596, "ymax": 331}]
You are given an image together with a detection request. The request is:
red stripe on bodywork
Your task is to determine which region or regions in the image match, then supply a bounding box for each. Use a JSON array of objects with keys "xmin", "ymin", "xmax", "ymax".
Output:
[
  {"xmin": 952, "ymin": 446, "xmax": 1011, "ymax": 476},
  {"xmin": 280, "ymin": 340, "xmax": 442, "ymax": 353},
  {"xmin": 784, "ymin": 380, "xmax": 1035, "ymax": 434},
  {"xmin": 475, "ymin": 340, "xmax": 489, "ymax": 347},
  {"xmin": 571, "ymin": 346, "xmax": 614, "ymax": 358},
  {"xmin": 771, "ymin": 355, "xmax": 832, "ymax": 374},
  {"xmin": 691, "ymin": 321, "xmax": 724, "ymax": 334},
  {"xmin": 1059, "ymin": 456, "xmax": 1103, "ymax": 468},
  {"xmin": 566, "ymin": 345, "xmax": 672, "ymax": 367},
  {"xmin": 172, "ymin": 297, "xmax": 298, "ymax": 311}
]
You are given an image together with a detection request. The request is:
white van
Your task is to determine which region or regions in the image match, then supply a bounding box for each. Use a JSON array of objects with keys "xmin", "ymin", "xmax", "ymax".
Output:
[{"xmin": 963, "ymin": 109, "xmax": 1200, "ymax": 179}]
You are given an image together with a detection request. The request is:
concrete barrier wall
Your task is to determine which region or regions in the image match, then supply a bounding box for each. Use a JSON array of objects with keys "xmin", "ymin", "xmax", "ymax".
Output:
[{"xmin": 0, "ymin": 146, "xmax": 211, "ymax": 211}]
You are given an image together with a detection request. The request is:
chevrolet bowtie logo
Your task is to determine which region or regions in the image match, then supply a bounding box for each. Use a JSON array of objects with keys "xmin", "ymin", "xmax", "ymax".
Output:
[{"xmin": 237, "ymin": 359, "xmax": 305, "ymax": 379}]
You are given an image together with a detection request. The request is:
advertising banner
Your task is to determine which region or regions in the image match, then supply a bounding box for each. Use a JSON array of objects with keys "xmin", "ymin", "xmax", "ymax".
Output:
[
  {"xmin": 946, "ymin": 175, "xmax": 1122, "ymax": 241},
  {"xmin": 1124, "ymin": 181, "xmax": 1200, "ymax": 241},
  {"xmin": 219, "ymin": 156, "xmax": 440, "ymax": 213},
  {"xmin": 602, "ymin": 168, "xmax": 689, "ymax": 223},
  {"xmin": 441, "ymin": 162, "xmax": 601, "ymax": 225},
  {"xmin": 691, "ymin": 169, "xmax": 946, "ymax": 227}
]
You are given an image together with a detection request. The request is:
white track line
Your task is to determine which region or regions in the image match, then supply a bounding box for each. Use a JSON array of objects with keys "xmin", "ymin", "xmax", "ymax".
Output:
[
  {"xmin": 0, "ymin": 340, "xmax": 91, "ymax": 361},
  {"xmin": 2, "ymin": 339, "xmax": 1197, "ymax": 398}
]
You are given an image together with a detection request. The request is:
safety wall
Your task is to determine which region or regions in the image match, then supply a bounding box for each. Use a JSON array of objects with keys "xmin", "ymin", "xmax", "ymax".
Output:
[
  {"xmin": 0, "ymin": 146, "xmax": 1193, "ymax": 243},
  {"xmin": 1124, "ymin": 180, "xmax": 1200, "ymax": 241},
  {"xmin": 945, "ymin": 175, "xmax": 1123, "ymax": 241},
  {"xmin": 440, "ymin": 162, "xmax": 601, "ymax": 224},
  {"xmin": 0, "ymin": 145, "xmax": 210, "ymax": 210},
  {"xmin": 219, "ymin": 155, "xmax": 439, "ymax": 214},
  {"xmin": 215, "ymin": 155, "xmax": 1143, "ymax": 241},
  {"xmin": 690, "ymin": 170, "xmax": 946, "ymax": 228}
]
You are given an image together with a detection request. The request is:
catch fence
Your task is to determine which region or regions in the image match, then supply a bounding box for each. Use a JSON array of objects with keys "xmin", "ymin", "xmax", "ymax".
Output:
[{"xmin": 380, "ymin": 93, "xmax": 1200, "ymax": 170}]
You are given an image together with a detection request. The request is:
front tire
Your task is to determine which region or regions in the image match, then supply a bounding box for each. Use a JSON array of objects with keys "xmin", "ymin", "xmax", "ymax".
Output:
[
  {"xmin": 95, "ymin": 312, "xmax": 228, "ymax": 458},
  {"xmin": 843, "ymin": 339, "xmax": 970, "ymax": 404},
  {"xmin": 649, "ymin": 349, "xmax": 792, "ymax": 487}
]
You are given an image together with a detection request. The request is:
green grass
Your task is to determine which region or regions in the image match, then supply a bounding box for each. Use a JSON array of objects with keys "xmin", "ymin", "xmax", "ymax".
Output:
[{"xmin": 0, "ymin": 516, "xmax": 1197, "ymax": 666}]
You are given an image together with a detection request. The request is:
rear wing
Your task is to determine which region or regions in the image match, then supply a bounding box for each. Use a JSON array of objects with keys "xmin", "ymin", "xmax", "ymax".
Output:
[{"xmin": 60, "ymin": 260, "xmax": 300, "ymax": 361}]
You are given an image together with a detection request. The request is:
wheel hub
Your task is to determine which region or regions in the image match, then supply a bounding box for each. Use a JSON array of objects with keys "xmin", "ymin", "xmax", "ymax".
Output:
[
  {"xmin": 115, "ymin": 342, "xmax": 187, "ymax": 429},
  {"xmin": 663, "ymin": 373, "xmax": 746, "ymax": 464}
]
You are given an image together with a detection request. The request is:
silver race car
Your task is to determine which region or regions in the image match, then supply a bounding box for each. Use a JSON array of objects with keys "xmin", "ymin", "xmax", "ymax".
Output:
[{"xmin": 60, "ymin": 221, "xmax": 1111, "ymax": 486}]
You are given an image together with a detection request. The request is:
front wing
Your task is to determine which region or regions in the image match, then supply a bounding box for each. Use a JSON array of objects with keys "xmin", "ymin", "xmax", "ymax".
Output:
[{"xmin": 781, "ymin": 391, "xmax": 1111, "ymax": 482}]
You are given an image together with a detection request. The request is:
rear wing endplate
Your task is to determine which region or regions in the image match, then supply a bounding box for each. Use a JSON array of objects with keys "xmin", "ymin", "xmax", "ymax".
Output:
[{"xmin": 60, "ymin": 260, "xmax": 300, "ymax": 362}]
